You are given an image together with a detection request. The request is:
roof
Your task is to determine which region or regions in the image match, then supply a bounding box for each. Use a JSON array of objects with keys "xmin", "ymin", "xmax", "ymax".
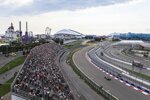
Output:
[
  {"xmin": 120, "ymin": 40, "xmax": 144, "ymax": 44},
  {"xmin": 55, "ymin": 29, "xmax": 84, "ymax": 36},
  {"xmin": 113, "ymin": 40, "xmax": 144, "ymax": 46}
]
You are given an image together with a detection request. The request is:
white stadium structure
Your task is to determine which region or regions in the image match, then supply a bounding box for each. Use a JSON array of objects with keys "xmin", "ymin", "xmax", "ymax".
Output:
[{"xmin": 54, "ymin": 29, "xmax": 85, "ymax": 40}]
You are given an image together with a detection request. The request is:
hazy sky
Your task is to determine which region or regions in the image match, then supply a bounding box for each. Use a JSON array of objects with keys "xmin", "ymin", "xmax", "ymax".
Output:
[{"xmin": 0, "ymin": 0, "xmax": 150, "ymax": 35}]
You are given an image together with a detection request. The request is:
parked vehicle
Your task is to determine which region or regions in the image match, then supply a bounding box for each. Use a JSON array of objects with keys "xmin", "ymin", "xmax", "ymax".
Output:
[{"xmin": 9, "ymin": 52, "xmax": 16, "ymax": 56}]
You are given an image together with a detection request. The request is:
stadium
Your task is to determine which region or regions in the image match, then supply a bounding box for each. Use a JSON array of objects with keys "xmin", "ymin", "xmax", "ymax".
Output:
[{"xmin": 54, "ymin": 29, "xmax": 85, "ymax": 40}]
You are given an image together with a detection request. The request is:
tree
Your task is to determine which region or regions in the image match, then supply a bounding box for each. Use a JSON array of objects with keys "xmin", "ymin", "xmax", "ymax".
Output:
[{"xmin": 60, "ymin": 39, "xmax": 64, "ymax": 45}]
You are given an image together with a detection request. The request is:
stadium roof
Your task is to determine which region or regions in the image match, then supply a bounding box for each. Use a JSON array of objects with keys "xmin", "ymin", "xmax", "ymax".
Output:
[{"xmin": 55, "ymin": 29, "xmax": 84, "ymax": 36}]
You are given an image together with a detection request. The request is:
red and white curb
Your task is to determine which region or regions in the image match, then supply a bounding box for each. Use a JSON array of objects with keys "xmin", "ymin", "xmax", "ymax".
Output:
[{"xmin": 85, "ymin": 52, "xmax": 150, "ymax": 96}]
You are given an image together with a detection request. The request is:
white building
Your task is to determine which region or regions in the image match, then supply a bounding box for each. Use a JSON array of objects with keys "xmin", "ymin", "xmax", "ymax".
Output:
[
  {"xmin": 54, "ymin": 29, "xmax": 84, "ymax": 40},
  {"xmin": 35, "ymin": 34, "xmax": 48, "ymax": 39},
  {"xmin": 5, "ymin": 23, "xmax": 20, "ymax": 42}
]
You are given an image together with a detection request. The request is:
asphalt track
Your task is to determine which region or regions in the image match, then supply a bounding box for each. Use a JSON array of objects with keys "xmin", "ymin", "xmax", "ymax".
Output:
[
  {"xmin": 104, "ymin": 45, "xmax": 150, "ymax": 68},
  {"xmin": 73, "ymin": 46, "xmax": 150, "ymax": 100},
  {"xmin": 96, "ymin": 45, "xmax": 150, "ymax": 76},
  {"xmin": 88, "ymin": 45, "xmax": 150, "ymax": 92},
  {"xmin": 59, "ymin": 51, "xmax": 104, "ymax": 100}
]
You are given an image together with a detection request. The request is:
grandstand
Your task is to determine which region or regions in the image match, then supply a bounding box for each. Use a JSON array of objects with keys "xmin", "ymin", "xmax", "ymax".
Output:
[{"xmin": 11, "ymin": 43, "xmax": 74, "ymax": 100}]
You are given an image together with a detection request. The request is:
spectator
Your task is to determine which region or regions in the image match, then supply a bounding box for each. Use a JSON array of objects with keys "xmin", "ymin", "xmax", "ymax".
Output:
[{"xmin": 12, "ymin": 43, "xmax": 74, "ymax": 100}]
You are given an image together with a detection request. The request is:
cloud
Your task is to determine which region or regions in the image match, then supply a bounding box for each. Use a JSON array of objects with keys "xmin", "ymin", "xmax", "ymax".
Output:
[
  {"xmin": 0, "ymin": 0, "xmax": 134, "ymax": 16},
  {"xmin": 0, "ymin": 0, "xmax": 33, "ymax": 6}
]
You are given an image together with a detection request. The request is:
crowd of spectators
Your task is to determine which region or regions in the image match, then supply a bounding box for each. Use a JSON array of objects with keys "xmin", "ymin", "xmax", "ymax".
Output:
[{"xmin": 12, "ymin": 43, "xmax": 74, "ymax": 100}]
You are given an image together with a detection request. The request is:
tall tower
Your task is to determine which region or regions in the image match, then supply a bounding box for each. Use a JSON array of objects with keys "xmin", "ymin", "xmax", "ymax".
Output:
[
  {"xmin": 19, "ymin": 21, "xmax": 22, "ymax": 37},
  {"xmin": 26, "ymin": 21, "xmax": 28, "ymax": 33},
  {"xmin": 26, "ymin": 22, "xmax": 28, "ymax": 32},
  {"xmin": 24, "ymin": 21, "xmax": 28, "ymax": 42},
  {"xmin": 25, "ymin": 21, "xmax": 28, "ymax": 36},
  {"xmin": 10, "ymin": 22, "xmax": 14, "ymax": 30},
  {"xmin": 11, "ymin": 22, "xmax": 13, "ymax": 27}
]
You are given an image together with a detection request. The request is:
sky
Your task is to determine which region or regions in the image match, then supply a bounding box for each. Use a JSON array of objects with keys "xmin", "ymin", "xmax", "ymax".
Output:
[{"xmin": 0, "ymin": 0, "xmax": 150, "ymax": 35}]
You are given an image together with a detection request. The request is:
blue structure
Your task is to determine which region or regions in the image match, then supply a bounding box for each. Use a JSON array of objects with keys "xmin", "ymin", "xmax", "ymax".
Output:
[
  {"xmin": 21, "ymin": 22, "xmax": 33, "ymax": 43},
  {"xmin": 112, "ymin": 32, "xmax": 150, "ymax": 41}
]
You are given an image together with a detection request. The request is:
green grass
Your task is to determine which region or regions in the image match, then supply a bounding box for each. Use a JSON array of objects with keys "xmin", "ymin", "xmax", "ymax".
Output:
[
  {"xmin": 0, "ymin": 76, "xmax": 15, "ymax": 96},
  {"xmin": 0, "ymin": 56, "xmax": 26, "ymax": 74},
  {"xmin": 125, "ymin": 68, "xmax": 150, "ymax": 80},
  {"xmin": 63, "ymin": 40, "xmax": 82, "ymax": 49}
]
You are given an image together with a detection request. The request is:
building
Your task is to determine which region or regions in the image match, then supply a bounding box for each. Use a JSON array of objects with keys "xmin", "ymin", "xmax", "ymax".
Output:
[
  {"xmin": 110, "ymin": 32, "xmax": 150, "ymax": 41},
  {"xmin": 4, "ymin": 21, "xmax": 33, "ymax": 43},
  {"xmin": 54, "ymin": 29, "xmax": 84, "ymax": 40},
  {"xmin": 85, "ymin": 35, "xmax": 96, "ymax": 39},
  {"xmin": 5, "ymin": 23, "xmax": 21, "ymax": 42},
  {"xmin": 35, "ymin": 34, "xmax": 48, "ymax": 40}
]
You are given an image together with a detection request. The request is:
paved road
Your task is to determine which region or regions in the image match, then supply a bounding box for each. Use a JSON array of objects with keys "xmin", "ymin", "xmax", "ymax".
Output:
[
  {"xmin": 59, "ymin": 51, "xmax": 104, "ymax": 100},
  {"xmin": 89, "ymin": 45, "xmax": 150, "ymax": 89},
  {"xmin": 96, "ymin": 41, "xmax": 149, "ymax": 77},
  {"xmin": 105, "ymin": 45, "xmax": 150, "ymax": 67},
  {"xmin": 73, "ymin": 46, "xmax": 150, "ymax": 100},
  {"xmin": 64, "ymin": 40, "xmax": 77, "ymax": 44},
  {"xmin": 0, "ymin": 51, "xmax": 22, "ymax": 68},
  {"xmin": 0, "ymin": 64, "xmax": 22, "ymax": 84},
  {"xmin": 96, "ymin": 45, "xmax": 150, "ymax": 77},
  {"xmin": 1, "ymin": 92, "xmax": 11, "ymax": 100}
]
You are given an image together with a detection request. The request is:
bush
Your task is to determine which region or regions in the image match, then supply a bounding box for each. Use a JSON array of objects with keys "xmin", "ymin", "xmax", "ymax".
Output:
[
  {"xmin": 60, "ymin": 39, "xmax": 64, "ymax": 45},
  {"xmin": 53, "ymin": 38, "xmax": 60, "ymax": 44},
  {"xmin": 94, "ymin": 37, "xmax": 101, "ymax": 41}
]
